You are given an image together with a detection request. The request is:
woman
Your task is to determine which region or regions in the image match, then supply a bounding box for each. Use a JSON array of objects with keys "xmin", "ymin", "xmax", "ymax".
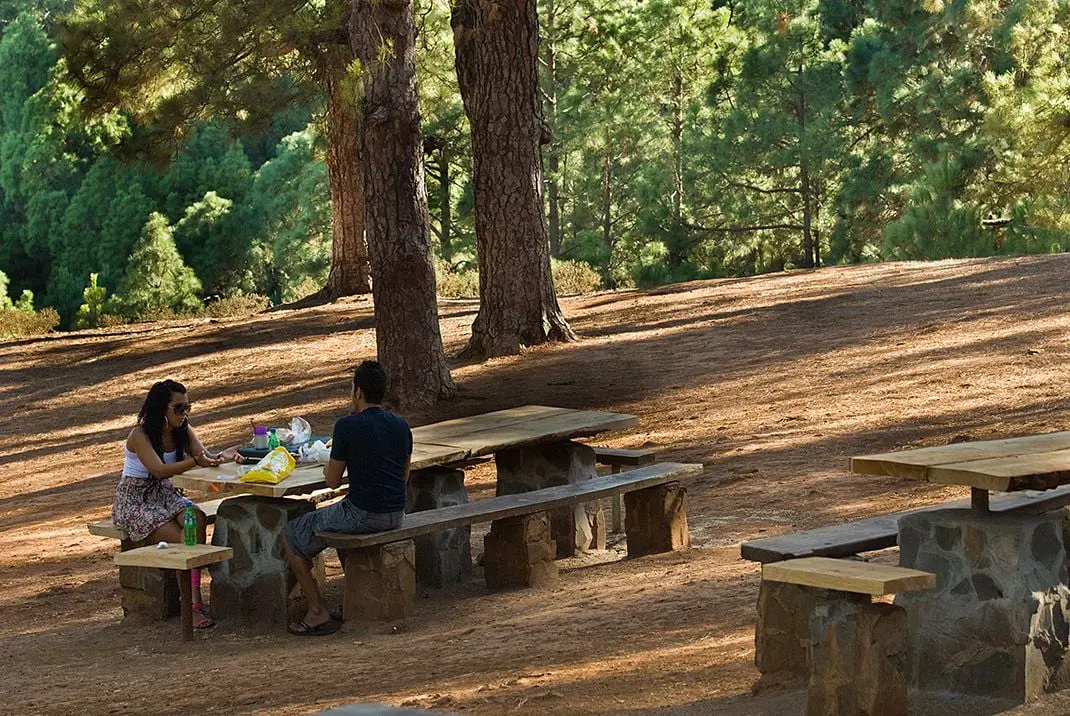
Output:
[{"xmin": 113, "ymin": 379, "xmax": 243, "ymax": 629}]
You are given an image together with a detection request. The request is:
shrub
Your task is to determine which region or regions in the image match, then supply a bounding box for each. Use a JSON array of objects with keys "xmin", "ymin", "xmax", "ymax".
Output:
[
  {"xmin": 551, "ymin": 258, "xmax": 602, "ymax": 295},
  {"xmin": 0, "ymin": 307, "xmax": 60, "ymax": 339},
  {"xmin": 205, "ymin": 294, "xmax": 271, "ymax": 319},
  {"xmin": 435, "ymin": 260, "xmax": 479, "ymax": 299}
]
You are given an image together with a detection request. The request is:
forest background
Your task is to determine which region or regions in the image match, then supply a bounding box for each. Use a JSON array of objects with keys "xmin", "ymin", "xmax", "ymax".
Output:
[{"xmin": 1, "ymin": 0, "xmax": 1068, "ymax": 335}]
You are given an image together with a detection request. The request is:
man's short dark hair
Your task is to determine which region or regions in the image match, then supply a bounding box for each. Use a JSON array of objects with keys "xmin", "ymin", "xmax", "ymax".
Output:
[{"xmin": 353, "ymin": 360, "xmax": 388, "ymax": 404}]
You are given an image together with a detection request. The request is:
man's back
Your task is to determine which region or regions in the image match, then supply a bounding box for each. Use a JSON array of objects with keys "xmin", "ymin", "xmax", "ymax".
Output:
[{"xmin": 331, "ymin": 407, "xmax": 412, "ymax": 513}]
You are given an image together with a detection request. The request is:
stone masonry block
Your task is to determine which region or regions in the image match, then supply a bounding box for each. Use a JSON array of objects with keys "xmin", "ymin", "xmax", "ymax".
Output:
[
  {"xmin": 407, "ymin": 468, "xmax": 472, "ymax": 588},
  {"xmin": 483, "ymin": 512, "xmax": 558, "ymax": 590},
  {"xmin": 339, "ymin": 540, "xmax": 416, "ymax": 622},
  {"xmin": 624, "ymin": 483, "xmax": 689, "ymax": 558},
  {"xmin": 496, "ymin": 441, "xmax": 605, "ymax": 558}
]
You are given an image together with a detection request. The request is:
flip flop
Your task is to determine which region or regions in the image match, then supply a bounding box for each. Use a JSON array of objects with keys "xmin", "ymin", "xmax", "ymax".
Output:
[
  {"xmin": 193, "ymin": 607, "xmax": 215, "ymax": 630},
  {"xmin": 287, "ymin": 618, "xmax": 341, "ymax": 637}
]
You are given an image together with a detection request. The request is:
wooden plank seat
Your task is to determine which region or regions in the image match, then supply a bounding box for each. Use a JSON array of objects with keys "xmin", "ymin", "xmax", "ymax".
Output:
[
  {"xmin": 740, "ymin": 483, "xmax": 1070, "ymax": 564},
  {"xmin": 758, "ymin": 557, "xmax": 935, "ymax": 715},
  {"xmin": 318, "ymin": 462, "xmax": 702, "ymax": 622},
  {"xmin": 115, "ymin": 544, "xmax": 233, "ymax": 640},
  {"xmin": 591, "ymin": 446, "xmax": 657, "ymax": 532}
]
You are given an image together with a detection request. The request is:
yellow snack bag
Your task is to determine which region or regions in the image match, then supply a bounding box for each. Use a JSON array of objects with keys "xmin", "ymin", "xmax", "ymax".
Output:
[{"xmin": 240, "ymin": 446, "xmax": 297, "ymax": 484}]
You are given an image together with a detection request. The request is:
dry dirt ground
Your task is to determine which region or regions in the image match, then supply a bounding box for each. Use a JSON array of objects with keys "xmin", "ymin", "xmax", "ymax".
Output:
[{"xmin": 2, "ymin": 255, "xmax": 1070, "ymax": 715}]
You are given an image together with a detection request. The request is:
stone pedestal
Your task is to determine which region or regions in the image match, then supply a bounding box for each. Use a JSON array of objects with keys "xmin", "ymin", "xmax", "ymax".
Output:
[
  {"xmin": 338, "ymin": 540, "xmax": 416, "ymax": 622},
  {"xmin": 407, "ymin": 468, "xmax": 472, "ymax": 588},
  {"xmin": 496, "ymin": 441, "xmax": 605, "ymax": 557},
  {"xmin": 897, "ymin": 508, "xmax": 1070, "ymax": 702},
  {"xmin": 483, "ymin": 512, "xmax": 558, "ymax": 590},
  {"xmin": 624, "ymin": 483, "xmax": 689, "ymax": 558},
  {"xmin": 754, "ymin": 580, "xmax": 844, "ymax": 690},
  {"xmin": 209, "ymin": 496, "xmax": 323, "ymax": 627},
  {"xmin": 808, "ymin": 598, "xmax": 909, "ymax": 716},
  {"xmin": 118, "ymin": 536, "xmax": 180, "ymax": 621}
]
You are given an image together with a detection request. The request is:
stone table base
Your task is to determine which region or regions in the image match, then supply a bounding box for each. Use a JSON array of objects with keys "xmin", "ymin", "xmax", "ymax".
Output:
[
  {"xmin": 209, "ymin": 496, "xmax": 324, "ymax": 628},
  {"xmin": 484, "ymin": 512, "xmax": 558, "ymax": 590},
  {"xmin": 897, "ymin": 508, "xmax": 1070, "ymax": 702},
  {"xmin": 407, "ymin": 468, "xmax": 471, "ymax": 588},
  {"xmin": 496, "ymin": 441, "xmax": 605, "ymax": 558},
  {"xmin": 624, "ymin": 482, "xmax": 689, "ymax": 557},
  {"xmin": 754, "ymin": 580, "xmax": 845, "ymax": 690},
  {"xmin": 338, "ymin": 540, "xmax": 416, "ymax": 622}
]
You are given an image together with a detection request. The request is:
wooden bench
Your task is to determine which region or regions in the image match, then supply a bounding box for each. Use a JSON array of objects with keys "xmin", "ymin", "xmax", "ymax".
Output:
[
  {"xmin": 114, "ymin": 544, "xmax": 233, "ymax": 640},
  {"xmin": 87, "ymin": 497, "xmax": 228, "ymax": 541},
  {"xmin": 592, "ymin": 446, "xmax": 657, "ymax": 532},
  {"xmin": 319, "ymin": 461, "xmax": 702, "ymax": 622},
  {"xmin": 740, "ymin": 483, "xmax": 1070, "ymax": 564},
  {"xmin": 760, "ymin": 557, "xmax": 934, "ymax": 714}
]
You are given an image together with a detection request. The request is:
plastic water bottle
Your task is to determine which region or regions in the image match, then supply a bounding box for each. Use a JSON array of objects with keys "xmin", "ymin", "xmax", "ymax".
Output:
[
  {"xmin": 268, "ymin": 428, "xmax": 280, "ymax": 450},
  {"xmin": 183, "ymin": 501, "xmax": 197, "ymax": 546}
]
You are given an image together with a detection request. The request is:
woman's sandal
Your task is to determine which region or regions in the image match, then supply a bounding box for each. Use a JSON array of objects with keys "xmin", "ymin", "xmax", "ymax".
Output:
[
  {"xmin": 287, "ymin": 618, "xmax": 341, "ymax": 637},
  {"xmin": 192, "ymin": 606, "xmax": 215, "ymax": 629}
]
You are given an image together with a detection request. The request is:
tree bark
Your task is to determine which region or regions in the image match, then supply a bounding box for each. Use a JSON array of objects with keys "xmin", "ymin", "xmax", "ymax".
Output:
[
  {"xmin": 452, "ymin": 0, "xmax": 575, "ymax": 359},
  {"xmin": 350, "ymin": 0, "xmax": 456, "ymax": 408},
  {"xmin": 544, "ymin": 0, "xmax": 561, "ymax": 258},
  {"xmin": 322, "ymin": 47, "xmax": 373, "ymax": 298}
]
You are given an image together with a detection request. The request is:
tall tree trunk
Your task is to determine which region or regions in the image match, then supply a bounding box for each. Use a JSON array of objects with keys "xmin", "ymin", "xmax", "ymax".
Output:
[
  {"xmin": 601, "ymin": 148, "xmax": 614, "ymax": 287},
  {"xmin": 350, "ymin": 0, "xmax": 456, "ymax": 408},
  {"xmin": 544, "ymin": 0, "xmax": 561, "ymax": 257},
  {"xmin": 437, "ymin": 146, "xmax": 453, "ymax": 264},
  {"xmin": 452, "ymin": 0, "xmax": 576, "ymax": 359},
  {"xmin": 667, "ymin": 72, "xmax": 686, "ymax": 269},
  {"xmin": 324, "ymin": 47, "xmax": 372, "ymax": 297}
]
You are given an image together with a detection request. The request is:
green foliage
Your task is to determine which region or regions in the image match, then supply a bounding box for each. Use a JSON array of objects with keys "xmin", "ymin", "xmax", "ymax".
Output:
[
  {"xmin": 551, "ymin": 258, "xmax": 602, "ymax": 295},
  {"xmin": 73, "ymin": 270, "xmax": 105, "ymax": 328},
  {"xmin": 204, "ymin": 293, "xmax": 270, "ymax": 319},
  {"xmin": 113, "ymin": 212, "xmax": 202, "ymax": 319},
  {"xmin": 435, "ymin": 259, "xmax": 479, "ymax": 299},
  {"xmin": 0, "ymin": 304, "xmax": 58, "ymax": 338}
]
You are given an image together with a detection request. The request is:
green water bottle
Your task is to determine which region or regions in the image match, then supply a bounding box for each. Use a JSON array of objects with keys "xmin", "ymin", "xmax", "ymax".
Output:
[
  {"xmin": 183, "ymin": 501, "xmax": 197, "ymax": 546},
  {"xmin": 268, "ymin": 428, "xmax": 280, "ymax": 450}
]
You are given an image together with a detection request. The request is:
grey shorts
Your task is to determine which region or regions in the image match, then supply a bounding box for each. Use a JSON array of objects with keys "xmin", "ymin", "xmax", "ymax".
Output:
[{"xmin": 284, "ymin": 500, "xmax": 404, "ymax": 559}]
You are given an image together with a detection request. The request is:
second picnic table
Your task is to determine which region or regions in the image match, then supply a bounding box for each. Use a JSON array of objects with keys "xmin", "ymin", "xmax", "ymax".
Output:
[
  {"xmin": 851, "ymin": 431, "xmax": 1070, "ymax": 702},
  {"xmin": 172, "ymin": 405, "xmax": 636, "ymax": 626}
]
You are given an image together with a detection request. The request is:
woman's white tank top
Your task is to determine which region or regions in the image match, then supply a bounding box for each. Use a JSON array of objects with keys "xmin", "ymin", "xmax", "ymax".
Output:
[{"xmin": 123, "ymin": 447, "xmax": 177, "ymax": 478}]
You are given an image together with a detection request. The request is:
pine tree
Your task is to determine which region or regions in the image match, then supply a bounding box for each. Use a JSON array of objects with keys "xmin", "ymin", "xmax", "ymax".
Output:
[{"xmin": 115, "ymin": 212, "xmax": 202, "ymax": 318}]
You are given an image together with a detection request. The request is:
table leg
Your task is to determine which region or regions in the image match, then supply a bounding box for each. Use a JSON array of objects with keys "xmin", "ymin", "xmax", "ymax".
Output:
[
  {"xmin": 178, "ymin": 569, "xmax": 192, "ymax": 642},
  {"xmin": 407, "ymin": 467, "xmax": 472, "ymax": 588},
  {"xmin": 970, "ymin": 487, "xmax": 989, "ymax": 512},
  {"xmin": 611, "ymin": 465, "xmax": 623, "ymax": 533}
]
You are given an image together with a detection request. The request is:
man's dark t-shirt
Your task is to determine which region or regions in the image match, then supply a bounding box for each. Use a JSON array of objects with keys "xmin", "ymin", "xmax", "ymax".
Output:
[{"xmin": 330, "ymin": 406, "xmax": 413, "ymax": 513}]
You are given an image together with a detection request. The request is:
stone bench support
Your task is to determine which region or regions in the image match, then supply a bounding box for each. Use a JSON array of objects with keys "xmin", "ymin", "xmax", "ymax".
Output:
[
  {"xmin": 118, "ymin": 536, "xmax": 181, "ymax": 621},
  {"xmin": 483, "ymin": 512, "xmax": 558, "ymax": 590},
  {"xmin": 624, "ymin": 482, "xmax": 689, "ymax": 557},
  {"xmin": 338, "ymin": 540, "xmax": 416, "ymax": 622}
]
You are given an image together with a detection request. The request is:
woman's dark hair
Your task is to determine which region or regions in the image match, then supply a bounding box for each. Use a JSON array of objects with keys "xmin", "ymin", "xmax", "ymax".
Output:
[{"xmin": 137, "ymin": 379, "xmax": 189, "ymax": 460}]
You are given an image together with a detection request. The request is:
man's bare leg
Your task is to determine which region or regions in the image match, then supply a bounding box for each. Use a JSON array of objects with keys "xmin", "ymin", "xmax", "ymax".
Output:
[{"xmin": 281, "ymin": 531, "xmax": 331, "ymax": 628}]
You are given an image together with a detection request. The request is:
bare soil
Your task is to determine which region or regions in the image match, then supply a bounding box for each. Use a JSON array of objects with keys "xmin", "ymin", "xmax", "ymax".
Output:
[{"xmin": 2, "ymin": 255, "xmax": 1069, "ymax": 715}]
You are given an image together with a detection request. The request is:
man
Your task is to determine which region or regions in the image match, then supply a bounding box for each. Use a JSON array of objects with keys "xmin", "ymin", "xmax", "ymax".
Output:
[{"xmin": 281, "ymin": 360, "xmax": 412, "ymax": 635}]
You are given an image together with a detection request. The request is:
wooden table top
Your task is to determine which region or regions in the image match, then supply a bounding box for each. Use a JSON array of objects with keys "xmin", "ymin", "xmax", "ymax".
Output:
[
  {"xmin": 173, "ymin": 405, "xmax": 636, "ymax": 499},
  {"xmin": 851, "ymin": 431, "xmax": 1070, "ymax": 492}
]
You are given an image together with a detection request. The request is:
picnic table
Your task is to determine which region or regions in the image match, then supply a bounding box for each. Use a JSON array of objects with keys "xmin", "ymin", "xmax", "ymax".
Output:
[
  {"xmin": 851, "ymin": 432, "xmax": 1070, "ymax": 702},
  {"xmin": 174, "ymin": 405, "xmax": 636, "ymax": 627}
]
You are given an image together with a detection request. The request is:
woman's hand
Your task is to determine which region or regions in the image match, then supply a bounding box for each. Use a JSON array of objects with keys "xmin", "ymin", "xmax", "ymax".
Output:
[
  {"xmin": 194, "ymin": 452, "xmax": 223, "ymax": 468},
  {"xmin": 217, "ymin": 445, "xmax": 246, "ymax": 464}
]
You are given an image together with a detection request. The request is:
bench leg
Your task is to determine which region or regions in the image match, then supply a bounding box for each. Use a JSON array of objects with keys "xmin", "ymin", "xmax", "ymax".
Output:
[
  {"xmin": 624, "ymin": 482, "xmax": 690, "ymax": 557},
  {"xmin": 119, "ymin": 538, "xmax": 181, "ymax": 622},
  {"xmin": 483, "ymin": 512, "xmax": 558, "ymax": 590},
  {"xmin": 338, "ymin": 540, "xmax": 416, "ymax": 622},
  {"xmin": 610, "ymin": 465, "xmax": 623, "ymax": 533},
  {"xmin": 177, "ymin": 569, "xmax": 193, "ymax": 642}
]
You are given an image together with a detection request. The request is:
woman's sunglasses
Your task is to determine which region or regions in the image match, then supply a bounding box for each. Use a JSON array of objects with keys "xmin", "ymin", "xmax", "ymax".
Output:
[{"xmin": 170, "ymin": 402, "xmax": 193, "ymax": 415}]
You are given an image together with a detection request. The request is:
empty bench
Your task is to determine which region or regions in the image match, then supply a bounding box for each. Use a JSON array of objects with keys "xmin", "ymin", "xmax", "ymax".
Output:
[
  {"xmin": 319, "ymin": 461, "xmax": 702, "ymax": 622},
  {"xmin": 761, "ymin": 557, "xmax": 934, "ymax": 715},
  {"xmin": 592, "ymin": 446, "xmax": 656, "ymax": 532}
]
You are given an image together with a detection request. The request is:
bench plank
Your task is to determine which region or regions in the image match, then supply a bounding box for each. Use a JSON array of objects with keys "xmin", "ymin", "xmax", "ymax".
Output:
[
  {"xmin": 740, "ymin": 484, "xmax": 1070, "ymax": 563},
  {"xmin": 593, "ymin": 447, "xmax": 657, "ymax": 466},
  {"xmin": 321, "ymin": 462, "xmax": 703, "ymax": 550},
  {"xmin": 114, "ymin": 544, "xmax": 233, "ymax": 570},
  {"xmin": 762, "ymin": 557, "xmax": 935, "ymax": 596},
  {"xmin": 88, "ymin": 497, "xmax": 229, "ymax": 541}
]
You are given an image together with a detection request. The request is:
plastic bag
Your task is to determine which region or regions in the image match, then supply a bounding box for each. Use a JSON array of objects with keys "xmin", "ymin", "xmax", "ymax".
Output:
[
  {"xmin": 298, "ymin": 439, "xmax": 332, "ymax": 464},
  {"xmin": 288, "ymin": 416, "xmax": 312, "ymax": 444},
  {"xmin": 240, "ymin": 446, "xmax": 297, "ymax": 484}
]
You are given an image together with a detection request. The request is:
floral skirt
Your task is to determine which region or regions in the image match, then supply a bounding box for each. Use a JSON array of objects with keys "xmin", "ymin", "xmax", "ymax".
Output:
[{"xmin": 112, "ymin": 474, "xmax": 187, "ymax": 542}]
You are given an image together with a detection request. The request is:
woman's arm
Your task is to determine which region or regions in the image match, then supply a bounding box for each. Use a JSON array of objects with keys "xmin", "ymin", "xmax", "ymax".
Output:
[
  {"xmin": 187, "ymin": 425, "xmax": 224, "ymax": 467},
  {"xmin": 129, "ymin": 429, "xmax": 197, "ymax": 478}
]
